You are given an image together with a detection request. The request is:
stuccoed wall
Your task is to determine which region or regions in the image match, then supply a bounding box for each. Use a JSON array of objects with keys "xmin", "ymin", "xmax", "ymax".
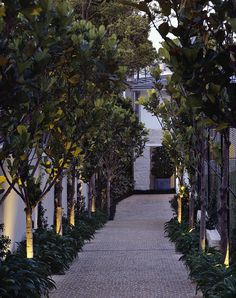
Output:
[
  {"xmin": 134, "ymin": 146, "xmax": 151, "ymax": 190},
  {"xmin": 0, "ymin": 166, "xmax": 89, "ymax": 252},
  {"xmin": 133, "ymin": 129, "xmax": 163, "ymax": 191}
]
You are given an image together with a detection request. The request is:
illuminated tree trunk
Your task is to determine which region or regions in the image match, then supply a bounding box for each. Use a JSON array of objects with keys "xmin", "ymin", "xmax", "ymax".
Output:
[
  {"xmin": 199, "ymin": 136, "xmax": 207, "ymax": 252},
  {"xmin": 25, "ymin": 206, "xmax": 33, "ymax": 258},
  {"xmin": 219, "ymin": 129, "xmax": 230, "ymax": 266},
  {"xmin": 67, "ymin": 167, "xmax": 76, "ymax": 226},
  {"xmin": 177, "ymin": 195, "xmax": 182, "ymax": 224},
  {"xmin": 88, "ymin": 176, "xmax": 92, "ymax": 219},
  {"xmin": 91, "ymin": 173, "xmax": 96, "ymax": 213},
  {"xmin": 54, "ymin": 175, "xmax": 63, "ymax": 235},
  {"xmin": 106, "ymin": 174, "xmax": 112, "ymax": 219}
]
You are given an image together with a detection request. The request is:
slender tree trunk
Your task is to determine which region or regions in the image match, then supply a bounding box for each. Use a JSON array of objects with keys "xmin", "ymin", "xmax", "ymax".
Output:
[
  {"xmin": 37, "ymin": 201, "xmax": 43, "ymax": 229},
  {"xmin": 54, "ymin": 175, "xmax": 63, "ymax": 235},
  {"xmin": 177, "ymin": 167, "xmax": 183, "ymax": 224},
  {"xmin": 76, "ymin": 174, "xmax": 83, "ymax": 213},
  {"xmin": 177, "ymin": 195, "xmax": 182, "ymax": 224},
  {"xmin": 25, "ymin": 206, "xmax": 33, "ymax": 258},
  {"xmin": 67, "ymin": 167, "xmax": 76, "ymax": 226},
  {"xmin": 91, "ymin": 173, "xmax": 96, "ymax": 213},
  {"xmin": 106, "ymin": 175, "xmax": 111, "ymax": 219},
  {"xmin": 199, "ymin": 135, "xmax": 207, "ymax": 252},
  {"xmin": 219, "ymin": 129, "xmax": 230, "ymax": 265},
  {"xmin": 189, "ymin": 172, "xmax": 196, "ymax": 230},
  {"xmin": 88, "ymin": 176, "xmax": 93, "ymax": 219}
]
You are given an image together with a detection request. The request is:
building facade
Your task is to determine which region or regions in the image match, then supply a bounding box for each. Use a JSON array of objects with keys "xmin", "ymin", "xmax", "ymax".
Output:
[{"xmin": 126, "ymin": 70, "xmax": 175, "ymax": 191}]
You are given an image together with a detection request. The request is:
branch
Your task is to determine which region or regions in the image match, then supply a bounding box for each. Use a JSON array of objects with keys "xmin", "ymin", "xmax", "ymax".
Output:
[
  {"xmin": 0, "ymin": 162, "xmax": 24, "ymax": 199},
  {"xmin": 0, "ymin": 182, "xmax": 15, "ymax": 205}
]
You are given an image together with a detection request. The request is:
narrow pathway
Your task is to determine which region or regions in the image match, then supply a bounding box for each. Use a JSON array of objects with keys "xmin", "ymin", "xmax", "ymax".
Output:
[{"xmin": 50, "ymin": 195, "xmax": 200, "ymax": 298}]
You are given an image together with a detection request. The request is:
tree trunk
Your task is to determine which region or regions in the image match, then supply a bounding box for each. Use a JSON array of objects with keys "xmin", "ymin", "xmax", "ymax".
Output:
[
  {"xmin": 88, "ymin": 176, "xmax": 92, "ymax": 219},
  {"xmin": 107, "ymin": 176, "xmax": 111, "ymax": 219},
  {"xmin": 177, "ymin": 195, "xmax": 182, "ymax": 224},
  {"xmin": 189, "ymin": 172, "xmax": 196, "ymax": 230},
  {"xmin": 219, "ymin": 129, "xmax": 230, "ymax": 265},
  {"xmin": 54, "ymin": 175, "xmax": 63, "ymax": 235},
  {"xmin": 25, "ymin": 206, "xmax": 33, "ymax": 258},
  {"xmin": 177, "ymin": 166, "xmax": 184, "ymax": 224},
  {"xmin": 76, "ymin": 174, "xmax": 83, "ymax": 213},
  {"xmin": 67, "ymin": 168, "xmax": 76, "ymax": 226},
  {"xmin": 37, "ymin": 201, "xmax": 43, "ymax": 229},
  {"xmin": 199, "ymin": 136, "xmax": 207, "ymax": 252},
  {"xmin": 91, "ymin": 173, "xmax": 96, "ymax": 213}
]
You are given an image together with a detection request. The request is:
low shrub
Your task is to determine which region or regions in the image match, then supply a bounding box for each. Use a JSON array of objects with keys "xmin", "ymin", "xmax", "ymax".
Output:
[
  {"xmin": 185, "ymin": 251, "xmax": 236, "ymax": 297},
  {"xmin": 17, "ymin": 229, "xmax": 78, "ymax": 274},
  {"xmin": 17, "ymin": 209, "xmax": 107, "ymax": 276},
  {"xmin": 0, "ymin": 208, "xmax": 107, "ymax": 297},
  {"xmin": 165, "ymin": 213, "xmax": 236, "ymax": 297},
  {"xmin": 62, "ymin": 224, "xmax": 85, "ymax": 250},
  {"xmin": 76, "ymin": 209, "xmax": 107, "ymax": 233},
  {"xmin": 0, "ymin": 224, "xmax": 11, "ymax": 259},
  {"xmin": 0, "ymin": 255, "xmax": 55, "ymax": 298},
  {"xmin": 165, "ymin": 217, "xmax": 199, "ymax": 256}
]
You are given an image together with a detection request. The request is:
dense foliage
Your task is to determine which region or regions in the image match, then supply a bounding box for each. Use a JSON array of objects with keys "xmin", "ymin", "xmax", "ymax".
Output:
[
  {"xmin": 151, "ymin": 146, "xmax": 174, "ymax": 178},
  {"xmin": 165, "ymin": 194, "xmax": 236, "ymax": 297},
  {"xmin": 0, "ymin": 210, "xmax": 107, "ymax": 297},
  {"xmin": 0, "ymin": 0, "xmax": 149, "ymax": 262},
  {"xmin": 125, "ymin": 0, "xmax": 235, "ymax": 265}
]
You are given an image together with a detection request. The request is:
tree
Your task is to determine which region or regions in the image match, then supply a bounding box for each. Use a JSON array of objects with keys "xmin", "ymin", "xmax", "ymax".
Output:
[
  {"xmin": 151, "ymin": 146, "xmax": 174, "ymax": 178},
  {"xmin": 97, "ymin": 98, "xmax": 147, "ymax": 218},
  {"xmin": 129, "ymin": 0, "xmax": 236, "ymax": 262},
  {"xmin": 72, "ymin": 0, "xmax": 157, "ymax": 74},
  {"xmin": 0, "ymin": 0, "xmax": 76, "ymax": 258}
]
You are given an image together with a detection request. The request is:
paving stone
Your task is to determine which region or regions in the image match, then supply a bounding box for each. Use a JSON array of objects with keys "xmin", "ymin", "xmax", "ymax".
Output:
[{"xmin": 50, "ymin": 194, "xmax": 202, "ymax": 298}]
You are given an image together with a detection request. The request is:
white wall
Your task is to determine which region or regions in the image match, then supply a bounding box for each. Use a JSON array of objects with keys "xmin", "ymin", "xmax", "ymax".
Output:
[
  {"xmin": 134, "ymin": 102, "xmax": 163, "ymax": 190},
  {"xmin": 140, "ymin": 106, "xmax": 162, "ymax": 130},
  {"xmin": 62, "ymin": 176, "xmax": 67, "ymax": 218},
  {"xmin": 0, "ymin": 166, "xmax": 27, "ymax": 251},
  {"xmin": 82, "ymin": 182, "xmax": 89, "ymax": 210},
  {"xmin": 0, "ymin": 164, "xmax": 90, "ymax": 252},
  {"xmin": 134, "ymin": 146, "xmax": 151, "ymax": 190}
]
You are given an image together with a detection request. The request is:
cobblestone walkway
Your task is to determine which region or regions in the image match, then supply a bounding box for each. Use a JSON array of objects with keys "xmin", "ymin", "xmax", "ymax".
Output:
[{"xmin": 50, "ymin": 194, "xmax": 200, "ymax": 298}]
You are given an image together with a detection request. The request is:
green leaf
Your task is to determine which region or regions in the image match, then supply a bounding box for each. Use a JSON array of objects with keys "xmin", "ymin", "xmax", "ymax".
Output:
[
  {"xmin": 98, "ymin": 25, "xmax": 105, "ymax": 34},
  {"xmin": 207, "ymin": 83, "xmax": 221, "ymax": 95},
  {"xmin": 188, "ymin": 94, "xmax": 202, "ymax": 108},
  {"xmin": 35, "ymin": 51, "xmax": 50, "ymax": 62},
  {"xmin": 0, "ymin": 6, "xmax": 5, "ymax": 17},
  {"xmin": 158, "ymin": 22, "xmax": 169, "ymax": 37},
  {"xmin": 68, "ymin": 74, "xmax": 80, "ymax": 85},
  {"xmin": 159, "ymin": 1, "xmax": 171, "ymax": 16},
  {"xmin": 94, "ymin": 99, "xmax": 104, "ymax": 108},
  {"xmin": 229, "ymin": 18, "xmax": 236, "ymax": 31},
  {"xmin": 16, "ymin": 125, "xmax": 27, "ymax": 135},
  {"xmin": 216, "ymin": 122, "xmax": 229, "ymax": 131},
  {"xmin": 158, "ymin": 47, "xmax": 170, "ymax": 61},
  {"xmin": 23, "ymin": 6, "xmax": 43, "ymax": 17},
  {"xmin": 206, "ymin": 93, "xmax": 216, "ymax": 103},
  {"xmin": 30, "ymin": 7, "xmax": 43, "ymax": 16},
  {"xmin": 0, "ymin": 176, "xmax": 6, "ymax": 184},
  {"xmin": 182, "ymin": 47, "xmax": 199, "ymax": 63}
]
